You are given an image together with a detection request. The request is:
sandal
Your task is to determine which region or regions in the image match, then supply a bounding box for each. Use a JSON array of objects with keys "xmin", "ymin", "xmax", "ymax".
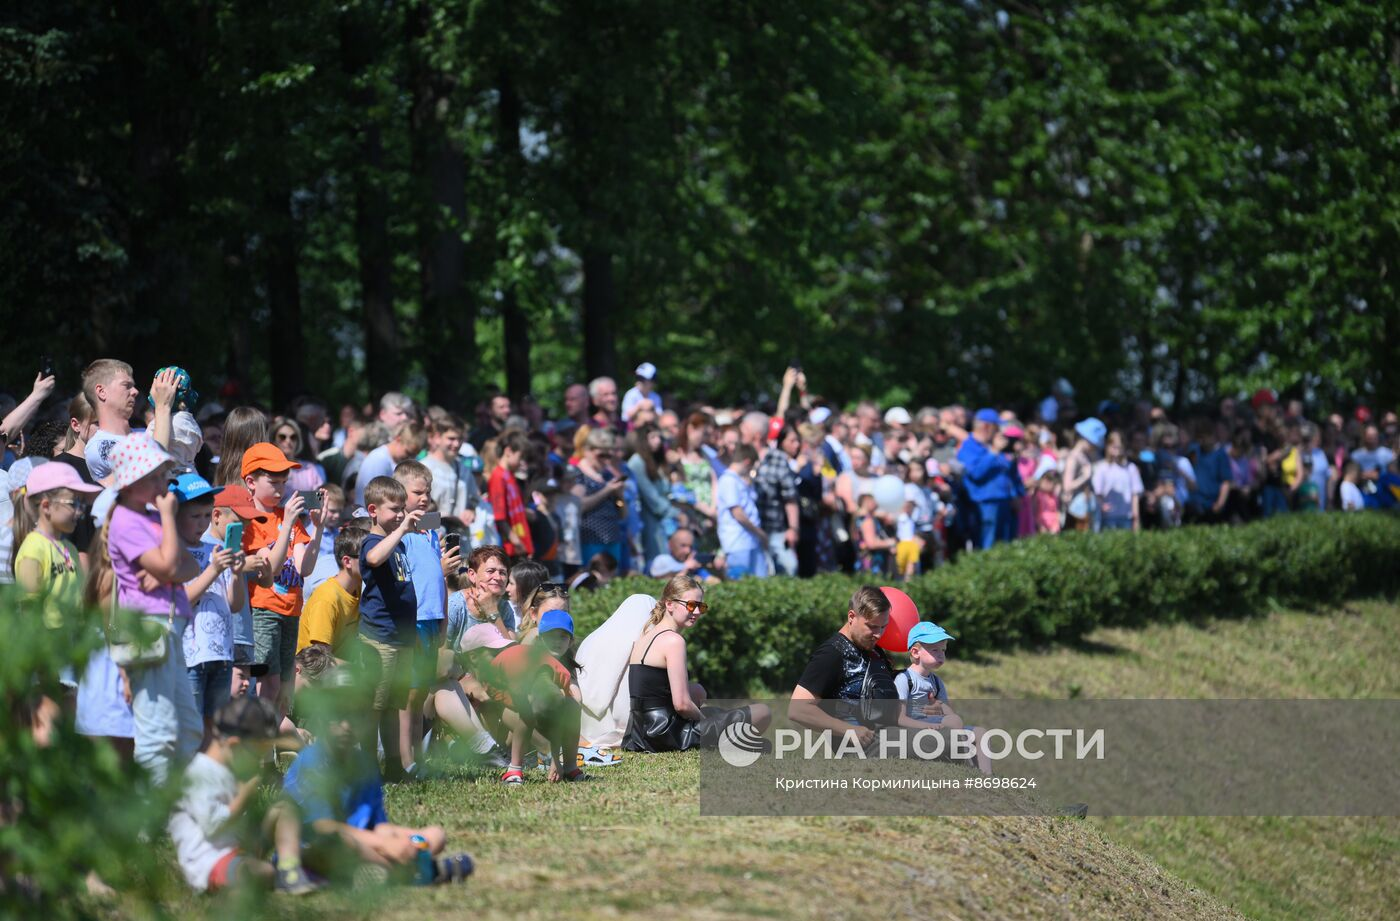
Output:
[
  {"xmin": 500, "ymin": 768, "xmax": 525, "ymax": 785},
  {"xmin": 577, "ymin": 746, "xmax": 622, "ymax": 767},
  {"xmin": 553, "ymin": 766, "xmax": 590, "ymax": 783}
]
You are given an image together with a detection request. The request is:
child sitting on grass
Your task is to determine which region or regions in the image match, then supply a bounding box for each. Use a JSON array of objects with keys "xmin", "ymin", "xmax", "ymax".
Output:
[
  {"xmin": 897, "ymin": 622, "xmax": 991, "ymax": 775},
  {"xmin": 283, "ymin": 668, "xmax": 473, "ymax": 885},
  {"xmin": 169, "ymin": 696, "xmax": 319, "ymax": 895},
  {"xmin": 456, "ymin": 620, "xmax": 587, "ymax": 784}
]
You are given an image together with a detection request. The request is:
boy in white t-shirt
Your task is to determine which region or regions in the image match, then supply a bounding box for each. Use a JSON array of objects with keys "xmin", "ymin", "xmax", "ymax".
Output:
[
  {"xmin": 1339, "ymin": 461, "xmax": 1365, "ymax": 511},
  {"xmin": 169, "ymin": 696, "xmax": 318, "ymax": 894}
]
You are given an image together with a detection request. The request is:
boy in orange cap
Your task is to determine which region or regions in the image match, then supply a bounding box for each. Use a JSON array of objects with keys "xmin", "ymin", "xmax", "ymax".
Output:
[{"xmin": 240, "ymin": 443, "xmax": 326, "ymax": 716}]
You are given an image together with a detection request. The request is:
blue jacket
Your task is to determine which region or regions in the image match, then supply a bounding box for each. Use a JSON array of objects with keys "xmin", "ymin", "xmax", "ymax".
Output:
[{"xmin": 957, "ymin": 437, "xmax": 1016, "ymax": 502}]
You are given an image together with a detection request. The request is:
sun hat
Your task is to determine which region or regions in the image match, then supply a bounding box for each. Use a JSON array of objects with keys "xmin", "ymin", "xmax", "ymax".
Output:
[
  {"xmin": 460, "ymin": 623, "xmax": 512, "ymax": 653},
  {"xmin": 111, "ymin": 433, "xmax": 173, "ymax": 490},
  {"xmin": 907, "ymin": 621, "xmax": 955, "ymax": 651},
  {"xmin": 1074, "ymin": 417, "xmax": 1108, "ymax": 449},
  {"xmin": 1003, "ymin": 425, "xmax": 1025, "ymax": 440},
  {"xmin": 145, "ymin": 366, "xmax": 200, "ymax": 412},
  {"xmin": 240, "ymin": 441, "xmax": 301, "ymax": 479},
  {"xmin": 24, "ymin": 462, "xmax": 102, "ymax": 497}
]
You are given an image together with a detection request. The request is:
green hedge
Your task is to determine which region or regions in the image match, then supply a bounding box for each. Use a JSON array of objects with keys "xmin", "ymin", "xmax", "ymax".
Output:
[{"xmin": 571, "ymin": 512, "xmax": 1400, "ymax": 695}]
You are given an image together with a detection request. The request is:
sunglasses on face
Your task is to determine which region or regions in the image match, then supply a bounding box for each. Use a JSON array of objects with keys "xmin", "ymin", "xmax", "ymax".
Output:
[{"xmin": 670, "ymin": 599, "xmax": 709, "ymax": 615}]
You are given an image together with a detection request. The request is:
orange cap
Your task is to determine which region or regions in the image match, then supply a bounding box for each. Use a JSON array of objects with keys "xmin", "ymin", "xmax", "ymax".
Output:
[{"xmin": 240, "ymin": 442, "xmax": 302, "ymax": 479}]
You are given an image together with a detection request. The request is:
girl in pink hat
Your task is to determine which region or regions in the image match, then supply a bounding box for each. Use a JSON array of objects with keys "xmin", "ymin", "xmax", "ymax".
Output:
[
  {"xmin": 13, "ymin": 463, "xmax": 104, "ymax": 640},
  {"xmin": 104, "ymin": 433, "xmax": 203, "ymax": 785}
]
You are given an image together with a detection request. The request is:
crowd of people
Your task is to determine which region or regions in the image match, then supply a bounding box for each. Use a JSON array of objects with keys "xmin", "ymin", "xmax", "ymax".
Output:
[{"xmin": 3, "ymin": 356, "xmax": 1397, "ymax": 898}]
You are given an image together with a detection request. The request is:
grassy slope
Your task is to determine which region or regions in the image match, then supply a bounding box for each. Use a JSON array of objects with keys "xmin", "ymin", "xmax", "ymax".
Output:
[
  {"xmin": 376, "ymin": 753, "xmax": 1238, "ymax": 921},
  {"xmin": 938, "ymin": 599, "xmax": 1400, "ymax": 921}
]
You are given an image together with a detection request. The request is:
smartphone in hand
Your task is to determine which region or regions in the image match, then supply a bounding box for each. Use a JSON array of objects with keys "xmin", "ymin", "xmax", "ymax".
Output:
[
  {"xmin": 419, "ymin": 510, "xmax": 442, "ymax": 531},
  {"xmin": 223, "ymin": 522, "xmax": 244, "ymax": 552},
  {"xmin": 296, "ymin": 489, "xmax": 323, "ymax": 511},
  {"xmin": 444, "ymin": 532, "xmax": 467, "ymax": 573}
]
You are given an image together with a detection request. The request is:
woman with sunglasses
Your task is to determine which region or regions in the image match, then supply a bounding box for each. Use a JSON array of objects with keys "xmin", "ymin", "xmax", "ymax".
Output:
[
  {"xmin": 271, "ymin": 418, "xmax": 325, "ymax": 493},
  {"xmin": 514, "ymin": 579, "xmax": 568, "ymax": 645},
  {"xmin": 621, "ymin": 574, "xmax": 771, "ymax": 752}
]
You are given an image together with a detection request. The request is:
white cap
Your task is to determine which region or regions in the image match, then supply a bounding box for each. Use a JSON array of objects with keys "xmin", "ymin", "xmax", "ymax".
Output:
[
  {"xmin": 884, "ymin": 406, "xmax": 912, "ymax": 426},
  {"xmin": 808, "ymin": 407, "xmax": 833, "ymax": 425},
  {"xmin": 635, "ymin": 362, "xmax": 657, "ymax": 381}
]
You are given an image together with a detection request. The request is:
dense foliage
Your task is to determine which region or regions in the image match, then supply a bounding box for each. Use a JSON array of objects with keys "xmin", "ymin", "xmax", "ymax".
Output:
[
  {"xmin": 4, "ymin": 2, "xmax": 1399, "ymax": 411},
  {"xmin": 571, "ymin": 512, "xmax": 1400, "ymax": 695}
]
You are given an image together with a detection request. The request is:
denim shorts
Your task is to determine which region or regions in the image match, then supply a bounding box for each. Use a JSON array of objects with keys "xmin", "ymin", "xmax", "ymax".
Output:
[{"xmin": 188, "ymin": 660, "xmax": 233, "ymax": 719}]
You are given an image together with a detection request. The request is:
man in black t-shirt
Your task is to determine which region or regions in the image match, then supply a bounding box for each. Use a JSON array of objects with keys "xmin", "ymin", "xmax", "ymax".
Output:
[{"xmin": 790, "ymin": 586, "xmax": 903, "ymax": 749}]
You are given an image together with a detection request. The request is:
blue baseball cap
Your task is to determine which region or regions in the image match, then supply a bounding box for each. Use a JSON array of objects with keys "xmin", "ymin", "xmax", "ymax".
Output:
[
  {"xmin": 907, "ymin": 621, "xmax": 955, "ymax": 651},
  {"xmin": 1074, "ymin": 417, "xmax": 1107, "ymax": 449},
  {"xmin": 170, "ymin": 472, "xmax": 219, "ymax": 504},
  {"xmin": 538, "ymin": 609, "xmax": 575, "ymax": 636},
  {"xmin": 974, "ymin": 408, "xmax": 1000, "ymax": 425}
]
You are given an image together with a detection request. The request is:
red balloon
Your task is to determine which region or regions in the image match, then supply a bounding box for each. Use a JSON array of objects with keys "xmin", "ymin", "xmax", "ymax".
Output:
[{"xmin": 877, "ymin": 586, "xmax": 920, "ymax": 652}]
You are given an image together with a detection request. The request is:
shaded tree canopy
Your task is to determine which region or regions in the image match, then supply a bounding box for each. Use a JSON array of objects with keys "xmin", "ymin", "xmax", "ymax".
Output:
[{"xmin": 3, "ymin": 1, "xmax": 1397, "ymax": 413}]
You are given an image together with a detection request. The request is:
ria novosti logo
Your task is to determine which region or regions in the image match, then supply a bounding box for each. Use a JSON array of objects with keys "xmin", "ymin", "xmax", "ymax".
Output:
[
  {"xmin": 718, "ymin": 722, "xmax": 769, "ymax": 767},
  {"xmin": 718, "ymin": 725, "xmax": 1105, "ymax": 767}
]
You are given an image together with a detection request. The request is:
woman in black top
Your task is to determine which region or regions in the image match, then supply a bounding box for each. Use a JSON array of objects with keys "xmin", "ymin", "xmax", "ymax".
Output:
[{"xmin": 622, "ymin": 574, "xmax": 771, "ymax": 752}]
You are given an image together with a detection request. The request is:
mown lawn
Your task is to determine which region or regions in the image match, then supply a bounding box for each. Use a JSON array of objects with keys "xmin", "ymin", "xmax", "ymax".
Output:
[
  {"xmin": 147, "ymin": 600, "xmax": 1395, "ymax": 921},
  {"xmin": 938, "ymin": 599, "xmax": 1400, "ymax": 921},
  {"xmin": 159, "ymin": 747, "xmax": 1237, "ymax": 921}
]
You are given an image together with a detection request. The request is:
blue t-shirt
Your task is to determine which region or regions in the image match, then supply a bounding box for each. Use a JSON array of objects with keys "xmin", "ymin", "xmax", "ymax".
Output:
[
  {"xmin": 353, "ymin": 444, "xmax": 397, "ymax": 509},
  {"xmin": 1189, "ymin": 445, "xmax": 1232, "ymax": 510},
  {"xmin": 358, "ymin": 532, "xmax": 417, "ymax": 646},
  {"xmin": 402, "ymin": 530, "xmax": 445, "ymax": 623},
  {"xmin": 716, "ymin": 469, "xmax": 761, "ymax": 554},
  {"xmin": 284, "ymin": 742, "xmax": 387, "ymax": 831}
]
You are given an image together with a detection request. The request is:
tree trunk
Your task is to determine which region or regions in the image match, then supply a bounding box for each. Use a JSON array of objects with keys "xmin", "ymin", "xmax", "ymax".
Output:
[
  {"xmin": 582, "ymin": 246, "xmax": 618, "ymax": 382},
  {"xmin": 340, "ymin": 9, "xmax": 399, "ymax": 401},
  {"xmin": 407, "ymin": 1, "xmax": 473, "ymax": 409},
  {"xmin": 265, "ymin": 188, "xmax": 306, "ymax": 408},
  {"xmin": 498, "ymin": 68, "xmax": 532, "ymax": 401}
]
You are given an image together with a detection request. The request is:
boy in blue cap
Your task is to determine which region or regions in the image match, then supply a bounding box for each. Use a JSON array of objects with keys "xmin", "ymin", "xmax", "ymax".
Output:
[
  {"xmin": 898, "ymin": 622, "xmax": 991, "ymax": 774},
  {"xmin": 172, "ymin": 472, "xmax": 248, "ymax": 748}
]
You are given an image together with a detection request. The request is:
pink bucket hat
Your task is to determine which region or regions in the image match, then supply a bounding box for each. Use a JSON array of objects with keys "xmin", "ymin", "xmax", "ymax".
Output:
[
  {"xmin": 25, "ymin": 463, "xmax": 103, "ymax": 497},
  {"xmin": 459, "ymin": 623, "xmax": 513, "ymax": 653},
  {"xmin": 111, "ymin": 433, "xmax": 174, "ymax": 490}
]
